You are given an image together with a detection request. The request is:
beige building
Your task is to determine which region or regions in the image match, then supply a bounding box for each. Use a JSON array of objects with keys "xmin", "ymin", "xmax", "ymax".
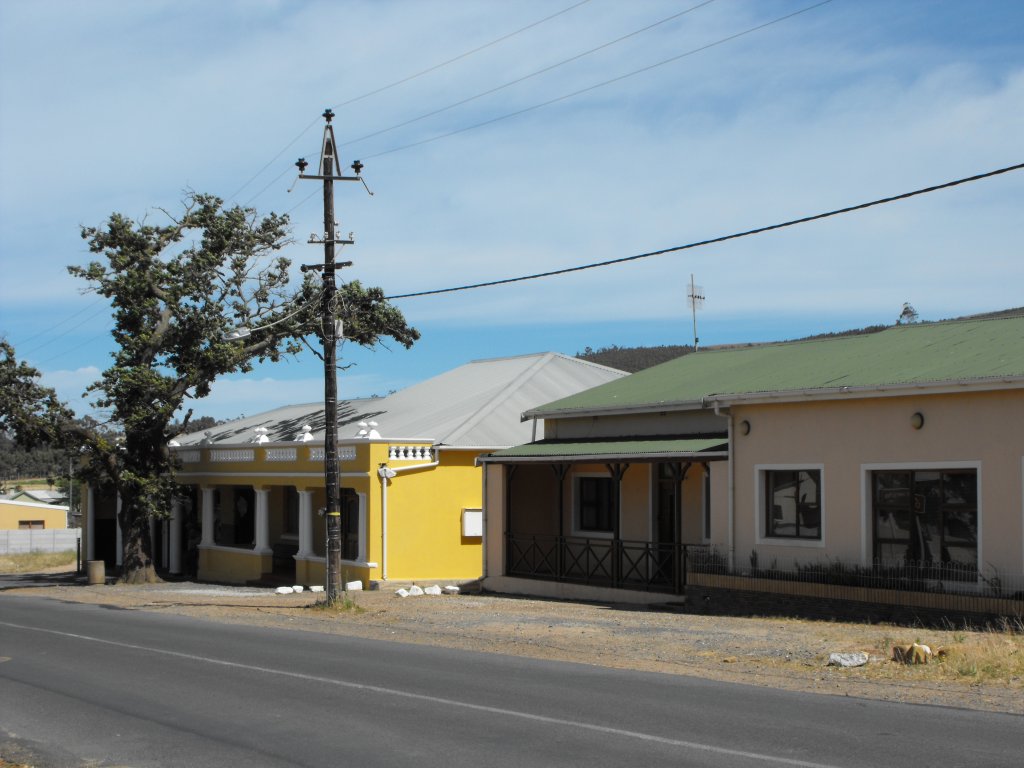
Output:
[{"xmin": 481, "ymin": 315, "xmax": 1024, "ymax": 608}]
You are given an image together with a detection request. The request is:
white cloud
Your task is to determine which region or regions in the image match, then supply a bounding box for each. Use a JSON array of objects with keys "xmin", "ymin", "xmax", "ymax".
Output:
[{"xmin": 3, "ymin": 0, "xmax": 1023, "ymax": 400}]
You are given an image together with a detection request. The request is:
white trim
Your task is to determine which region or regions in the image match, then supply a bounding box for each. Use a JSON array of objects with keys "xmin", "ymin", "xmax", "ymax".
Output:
[
  {"xmin": 754, "ymin": 464, "xmax": 826, "ymax": 549},
  {"xmin": 860, "ymin": 460, "xmax": 983, "ymax": 573},
  {"xmin": 210, "ymin": 449, "xmax": 255, "ymax": 463},
  {"xmin": 0, "ymin": 498, "xmax": 69, "ymax": 511},
  {"xmin": 178, "ymin": 471, "xmax": 370, "ymax": 480},
  {"xmin": 265, "ymin": 448, "xmax": 298, "ymax": 462},
  {"xmin": 570, "ymin": 472, "xmax": 617, "ymax": 539}
]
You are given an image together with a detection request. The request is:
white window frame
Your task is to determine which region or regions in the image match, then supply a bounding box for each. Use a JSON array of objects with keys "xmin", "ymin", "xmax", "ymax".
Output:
[
  {"xmin": 755, "ymin": 463, "xmax": 826, "ymax": 548},
  {"xmin": 859, "ymin": 460, "xmax": 982, "ymax": 572}
]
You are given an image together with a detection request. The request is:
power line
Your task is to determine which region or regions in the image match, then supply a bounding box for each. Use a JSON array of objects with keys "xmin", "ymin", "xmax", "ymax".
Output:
[
  {"xmin": 227, "ymin": 0, "xmax": 593, "ymax": 204},
  {"xmin": 385, "ymin": 162, "xmax": 1024, "ymax": 300},
  {"xmin": 342, "ymin": 0, "xmax": 718, "ymax": 149},
  {"xmin": 332, "ymin": 0, "xmax": 594, "ymax": 111},
  {"xmin": 365, "ymin": 0, "xmax": 835, "ymax": 161},
  {"xmin": 10, "ymin": 295, "xmax": 106, "ymax": 346}
]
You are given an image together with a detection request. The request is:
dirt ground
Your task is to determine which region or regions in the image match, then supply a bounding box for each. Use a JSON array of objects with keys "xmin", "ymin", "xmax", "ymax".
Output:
[{"xmin": 4, "ymin": 572, "xmax": 1023, "ymax": 716}]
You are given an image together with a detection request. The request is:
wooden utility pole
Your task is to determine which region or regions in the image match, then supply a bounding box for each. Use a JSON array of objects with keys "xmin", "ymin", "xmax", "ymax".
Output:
[{"xmin": 296, "ymin": 109, "xmax": 365, "ymax": 604}]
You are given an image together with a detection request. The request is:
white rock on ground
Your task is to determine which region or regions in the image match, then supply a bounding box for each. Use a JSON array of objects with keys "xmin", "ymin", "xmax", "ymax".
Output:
[
  {"xmin": 827, "ymin": 652, "xmax": 869, "ymax": 667},
  {"xmin": 292, "ymin": 585, "xmax": 304, "ymax": 593},
  {"xmin": 407, "ymin": 585, "xmax": 424, "ymax": 596},
  {"xmin": 423, "ymin": 585, "xmax": 443, "ymax": 596},
  {"xmin": 395, "ymin": 588, "xmax": 410, "ymax": 598},
  {"xmin": 310, "ymin": 585, "xmax": 324, "ymax": 593},
  {"xmin": 345, "ymin": 580, "xmax": 364, "ymax": 591},
  {"xmin": 443, "ymin": 585, "xmax": 460, "ymax": 595},
  {"xmin": 276, "ymin": 586, "xmax": 295, "ymax": 595}
]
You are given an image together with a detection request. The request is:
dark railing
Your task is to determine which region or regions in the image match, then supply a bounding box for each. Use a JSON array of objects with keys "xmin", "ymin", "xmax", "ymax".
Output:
[
  {"xmin": 506, "ymin": 535, "xmax": 1023, "ymax": 617},
  {"xmin": 506, "ymin": 533, "xmax": 705, "ymax": 594}
]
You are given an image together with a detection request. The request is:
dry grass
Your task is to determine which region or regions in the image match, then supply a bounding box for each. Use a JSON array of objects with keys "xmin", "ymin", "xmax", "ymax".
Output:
[
  {"xmin": 845, "ymin": 618, "xmax": 1024, "ymax": 686},
  {"xmin": 308, "ymin": 594, "xmax": 365, "ymax": 614},
  {"xmin": 0, "ymin": 549, "xmax": 75, "ymax": 575}
]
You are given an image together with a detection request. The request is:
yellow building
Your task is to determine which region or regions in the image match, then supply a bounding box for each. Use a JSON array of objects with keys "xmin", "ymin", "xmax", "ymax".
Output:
[
  {"xmin": 0, "ymin": 498, "xmax": 69, "ymax": 530},
  {"xmin": 82, "ymin": 353, "xmax": 624, "ymax": 586}
]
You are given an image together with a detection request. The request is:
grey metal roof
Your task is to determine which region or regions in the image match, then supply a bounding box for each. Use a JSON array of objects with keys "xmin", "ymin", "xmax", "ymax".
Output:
[{"xmin": 176, "ymin": 352, "xmax": 626, "ymax": 449}]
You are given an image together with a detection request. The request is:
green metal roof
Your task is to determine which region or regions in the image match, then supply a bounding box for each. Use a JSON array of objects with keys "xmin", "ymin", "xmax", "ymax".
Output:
[
  {"xmin": 532, "ymin": 315, "xmax": 1024, "ymax": 417},
  {"xmin": 487, "ymin": 436, "xmax": 728, "ymax": 461}
]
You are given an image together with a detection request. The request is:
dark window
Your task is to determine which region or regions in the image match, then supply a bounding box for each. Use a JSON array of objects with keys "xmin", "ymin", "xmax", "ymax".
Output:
[
  {"xmin": 18, "ymin": 520, "xmax": 45, "ymax": 530},
  {"xmin": 765, "ymin": 469, "xmax": 821, "ymax": 539},
  {"xmin": 873, "ymin": 469, "xmax": 977, "ymax": 575},
  {"xmin": 577, "ymin": 476, "xmax": 614, "ymax": 534},
  {"xmin": 284, "ymin": 487, "xmax": 300, "ymax": 535},
  {"xmin": 340, "ymin": 488, "xmax": 360, "ymax": 561}
]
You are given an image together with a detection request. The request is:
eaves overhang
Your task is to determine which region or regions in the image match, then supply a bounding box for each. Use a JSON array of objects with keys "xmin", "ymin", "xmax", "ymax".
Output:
[
  {"xmin": 704, "ymin": 376, "xmax": 1024, "ymax": 407},
  {"xmin": 522, "ymin": 398, "xmax": 712, "ymax": 422},
  {"xmin": 479, "ymin": 435, "xmax": 729, "ymax": 465}
]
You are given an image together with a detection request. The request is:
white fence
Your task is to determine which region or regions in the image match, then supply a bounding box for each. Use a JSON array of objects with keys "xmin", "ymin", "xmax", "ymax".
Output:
[{"xmin": 0, "ymin": 528, "xmax": 81, "ymax": 554}]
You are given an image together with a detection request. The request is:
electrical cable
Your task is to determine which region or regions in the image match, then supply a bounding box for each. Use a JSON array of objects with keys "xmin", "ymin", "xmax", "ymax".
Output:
[
  {"xmin": 331, "ymin": 0, "xmax": 594, "ymax": 111},
  {"xmin": 364, "ymin": 0, "xmax": 834, "ymax": 161},
  {"xmin": 384, "ymin": 161, "xmax": 1024, "ymax": 300},
  {"xmin": 226, "ymin": 0, "xmax": 593, "ymax": 204},
  {"xmin": 342, "ymin": 0, "xmax": 718, "ymax": 148},
  {"xmin": 10, "ymin": 295, "xmax": 107, "ymax": 346}
]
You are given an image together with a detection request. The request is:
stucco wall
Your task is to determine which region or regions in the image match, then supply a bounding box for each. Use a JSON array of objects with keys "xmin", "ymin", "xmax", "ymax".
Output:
[
  {"xmin": 383, "ymin": 449, "xmax": 484, "ymax": 581},
  {"xmin": 0, "ymin": 499, "xmax": 68, "ymax": 530},
  {"xmin": 728, "ymin": 389, "xmax": 1024, "ymax": 575}
]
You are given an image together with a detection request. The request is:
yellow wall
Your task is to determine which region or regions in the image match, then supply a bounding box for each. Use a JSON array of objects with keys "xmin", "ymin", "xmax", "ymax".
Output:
[
  {"xmin": 170, "ymin": 440, "xmax": 485, "ymax": 585},
  {"xmin": 383, "ymin": 449, "xmax": 484, "ymax": 581},
  {"xmin": 0, "ymin": 500, "xmax": 68, "ymax": 530},
  {"xmin": 199, "ymin": 546, "xmax": 270, "ymax": 583}
]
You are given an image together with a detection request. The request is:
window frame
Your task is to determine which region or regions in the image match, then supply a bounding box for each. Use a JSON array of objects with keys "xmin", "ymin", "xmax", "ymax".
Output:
[
  {"xmin": 572, "ymin": 473, "xmax": 616, "ymax": 538},
  {"xmin": 869, "ymin": 465, "xmax": 979, "ymax": 576},
  {"xmin": 755, "ymin": 464, "xmax": 825, "ymax": 547}
]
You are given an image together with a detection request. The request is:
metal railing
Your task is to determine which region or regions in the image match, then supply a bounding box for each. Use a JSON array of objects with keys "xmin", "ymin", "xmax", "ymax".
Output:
[
  {"xmin": 506, "ymin": 533, "xmax": 703, "ymax": 594},
  {"xmin": 505, "ymin": 535, "xmax": 1023, "ymax": 616}
]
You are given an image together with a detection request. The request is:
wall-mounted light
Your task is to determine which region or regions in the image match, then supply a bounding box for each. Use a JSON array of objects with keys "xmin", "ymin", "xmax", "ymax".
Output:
[
  {"xmin": 739, "ymin": 419, "xmax": 751, "ymax": 436},
  {"xmin": 910, "ymin": 412, "xmax": 925, "ymax": 430}
]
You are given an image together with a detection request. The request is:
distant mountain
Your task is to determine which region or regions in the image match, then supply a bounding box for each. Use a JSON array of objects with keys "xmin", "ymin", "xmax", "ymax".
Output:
[{"xmin": 575, "ymin": 344, "xmax": 694, "ymax": 373}]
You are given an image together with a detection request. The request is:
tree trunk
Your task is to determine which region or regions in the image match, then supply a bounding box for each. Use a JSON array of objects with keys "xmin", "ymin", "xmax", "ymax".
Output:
[{"xmin": 119, "ymin": 501, "xmax": 162, "ymax": 584}]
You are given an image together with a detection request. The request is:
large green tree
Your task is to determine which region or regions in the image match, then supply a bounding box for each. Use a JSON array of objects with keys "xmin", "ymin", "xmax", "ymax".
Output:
[
  {"xmin": 0, "ymin": 340, "xmax": 75, "ymax": 449},
  {"xmin": 70, "ymin": 192, "xmax": 418, "ymax": 583}
]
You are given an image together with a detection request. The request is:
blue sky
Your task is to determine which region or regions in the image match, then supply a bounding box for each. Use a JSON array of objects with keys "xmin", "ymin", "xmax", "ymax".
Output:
[{"xmin": 1, "ymin": 0, "xmax": 1021, "ymax": 421}]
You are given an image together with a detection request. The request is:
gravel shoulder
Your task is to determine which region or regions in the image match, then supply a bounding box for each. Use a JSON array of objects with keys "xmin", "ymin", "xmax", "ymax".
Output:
[{"xmin": 4, "ymin": 572, "xmax": 1022, "ymax": 716}]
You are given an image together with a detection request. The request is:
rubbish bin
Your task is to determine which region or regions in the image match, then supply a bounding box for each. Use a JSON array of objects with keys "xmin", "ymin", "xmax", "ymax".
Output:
[{"xmin": 86, "ymin": 560, "xmax": 106, "ymax": 585}]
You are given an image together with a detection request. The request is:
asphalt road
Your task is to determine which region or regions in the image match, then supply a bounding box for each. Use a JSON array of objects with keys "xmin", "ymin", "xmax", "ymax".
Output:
[{"xmin": 1, "ymin": 596, "xmax": 1022, "ymax": 767}]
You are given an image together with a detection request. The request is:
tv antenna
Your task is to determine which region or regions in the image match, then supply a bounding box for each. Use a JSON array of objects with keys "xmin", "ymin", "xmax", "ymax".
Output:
[{"xmin": 687, "ymin": 274, "xmax": 705, "ymax": 351}]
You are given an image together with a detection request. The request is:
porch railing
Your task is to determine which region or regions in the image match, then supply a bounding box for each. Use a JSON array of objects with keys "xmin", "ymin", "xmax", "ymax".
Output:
[{"xmin": 506, "ymin": 533, "xmax": 706, "ymax": 595}]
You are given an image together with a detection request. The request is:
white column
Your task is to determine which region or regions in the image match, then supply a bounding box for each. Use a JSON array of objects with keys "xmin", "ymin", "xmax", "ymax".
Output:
[
  {"xmin": 254, "ymin": 488, "xmax": 271, "ymax": 553},
  {"xmin": 115, "ymin": 495, "xmax": 123, "ymax": 567},
  {"xmin": 297, "ymin": 490, "xmax": 314, "ymax": 558},
  {"xmin": 201, "ymin": 487, "xmax": 215, "ymax": 547},
  {"xmin": 169, "ymin": 497, "xmax": 183, "ymax": 574},
  {"xmin": 86, "ymin": 484, "xmax": 95, "ymax": 560}
]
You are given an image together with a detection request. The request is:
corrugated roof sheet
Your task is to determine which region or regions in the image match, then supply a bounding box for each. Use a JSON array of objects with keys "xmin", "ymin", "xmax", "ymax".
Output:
[
  {"xmin": 176, "ymin": 352, "xmax": 626, "ymax": 449},
  {"xmin": 531, "ymin": 315, "xmax": 1024, "ymax": 416},
  {"xmin": 489, "ymin": 436, "xmax": 728, "ymax": 460}
]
